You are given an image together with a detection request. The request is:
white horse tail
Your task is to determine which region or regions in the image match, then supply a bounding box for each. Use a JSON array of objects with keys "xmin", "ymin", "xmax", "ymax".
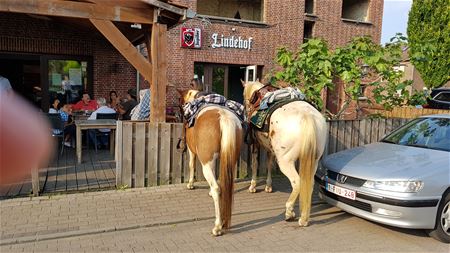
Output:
[
  {"xmin": 218, "ymin": 110, "xmax": 241, "ymax": 229},
  {"xmin": 298, "ymin": 114, "xmax": 318, "ymax": 226}
]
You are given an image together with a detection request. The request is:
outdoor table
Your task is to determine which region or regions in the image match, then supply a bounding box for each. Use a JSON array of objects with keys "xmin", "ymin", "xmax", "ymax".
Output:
[{"xmin": 75, "ymin": 119, "xmax": 117, "ymax": 164}]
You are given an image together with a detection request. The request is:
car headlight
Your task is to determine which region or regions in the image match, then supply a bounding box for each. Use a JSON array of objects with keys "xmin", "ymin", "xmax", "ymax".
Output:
[{"xmin": 362, "ymin": 180, "xmax": 424, "ymax": 193}]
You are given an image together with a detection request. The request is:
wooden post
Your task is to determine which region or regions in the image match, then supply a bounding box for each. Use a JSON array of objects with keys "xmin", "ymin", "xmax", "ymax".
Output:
[{"xmin": 150, "ymin": 23, "xmax": 167, "ymax": 123}]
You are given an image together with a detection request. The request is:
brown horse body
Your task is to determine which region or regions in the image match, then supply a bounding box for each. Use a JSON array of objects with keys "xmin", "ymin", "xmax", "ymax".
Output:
[{"xmin": 180, "ymin": 90, "xmax": 243, "ymax": 236}]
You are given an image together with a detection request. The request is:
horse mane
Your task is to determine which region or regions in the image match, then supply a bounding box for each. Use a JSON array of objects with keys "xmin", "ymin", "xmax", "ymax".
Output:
[
  {"xmin": 177, "ymin": 89, "xmax": 200, "ymax": 104},
  {"xmin": 243, "ymin": 81, "xmax": 264, "ymax": 102}
]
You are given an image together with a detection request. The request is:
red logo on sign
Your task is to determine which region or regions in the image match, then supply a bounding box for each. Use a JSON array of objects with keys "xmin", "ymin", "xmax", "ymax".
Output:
[{"xmin": 181, "ymin": 28, "xmax": 201, "ymax": 49}]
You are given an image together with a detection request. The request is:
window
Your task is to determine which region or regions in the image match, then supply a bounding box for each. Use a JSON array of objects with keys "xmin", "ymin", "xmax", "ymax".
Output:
[
  {"xmin": 197, "ymin": 0, "xmax": 263, "ymax": 22},
  {"xmin": 383, "ymin": 118, "xmax": 450, "ymax": 152},
  {"xmin": 303, "ymin": 21, "xmax": 314, "ymax": 42},
  {"xmin": 305, "ymin": 0, "xmax": 314, "ymax": 14},
  {"xmin": 434, "ymin": 92, "xmax": 450, "ymax": 102},
  {"xmin": 48, "ymin": 59, "xmax": 89, "ymax": 104},
  {"xmin": 342, "ymin": 0, "xmax": 369, "ymax": 22}
]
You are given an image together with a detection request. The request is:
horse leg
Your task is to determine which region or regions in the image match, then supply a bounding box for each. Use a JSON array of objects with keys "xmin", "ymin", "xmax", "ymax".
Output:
[
  {"xmin": 201, "ymin": 158, "xmax": 223, "ymax": 236},
  {"xmin": 248, "ymin": 145, "xmax": 258, "ymax": 193},
  {"xmin": 265, "ymin": 152, "xmax": 274, "ymax": 193},
  {"xmin": 278, "ymin": 159, "xmax": 300, "ymax": 221},
  {"xmin": 186, "ymin": 147, "xmax": 196, "ymax": 190}
]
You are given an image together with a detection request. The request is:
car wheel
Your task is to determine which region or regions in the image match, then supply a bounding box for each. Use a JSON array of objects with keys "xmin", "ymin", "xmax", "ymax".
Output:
[{"xmin": 428, "ymin": 193, "xmax": 450, "ymax": 243}]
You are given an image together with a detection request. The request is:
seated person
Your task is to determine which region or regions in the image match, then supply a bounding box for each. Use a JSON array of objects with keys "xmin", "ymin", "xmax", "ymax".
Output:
[
  {"xmin": 109, "ymin": 90, "xmax": 120, "ymax": 111},
  {"xmin": 117, "ymin": 88, "xmax": 138, "ymax": 120},
  {"xmin": 87, "ymin": 97, "xmax": 116, "ymax": 149},
  {"xmin": 60, "ymin": 104, "xmax": 76, "ymax": 147},
  {"xmin": 131, "ymin": 89, "xmax": 150, "ymax": 120},
  {"xmin": 72, "ymin": 92, "xmax": 98, "ymax": 112},
  {"xmin": 49, "ymin": 97, "xmax": 60, "ymax": 114}
]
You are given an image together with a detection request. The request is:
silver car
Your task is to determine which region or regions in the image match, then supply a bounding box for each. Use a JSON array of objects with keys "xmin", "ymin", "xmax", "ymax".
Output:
[{"xmin": 316, "ymin": 114, "xmax": 450, "ymax": 243}]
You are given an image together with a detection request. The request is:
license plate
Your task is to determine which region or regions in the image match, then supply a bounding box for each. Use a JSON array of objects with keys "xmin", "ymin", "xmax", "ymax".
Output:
[{"xmin": 326, "ymin": 181, "xmax": 356, "ymax": 200}]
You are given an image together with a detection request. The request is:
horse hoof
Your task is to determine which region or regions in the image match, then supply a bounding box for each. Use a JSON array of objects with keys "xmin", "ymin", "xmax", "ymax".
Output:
[
  {"xmin": 212, "ymin": 227, "xmax": 223, "ymax": 236},
  {"xmin": 248, "ymin": 186, "xmax": 256, "ymax": 193},
  {"xmin": 299, "ymin": 219, "xmax": 309, "ymax": 227},
  {"xmin": 285, "ymin": 211, "xmax": 296, "ymax": 221},
  {"xmin": 186, "ymin": 183, "xmax": 195, "ymax": 190},
  {"xmin": 264, "ymin": 186, "xmax": 272, "ymax": 193}
]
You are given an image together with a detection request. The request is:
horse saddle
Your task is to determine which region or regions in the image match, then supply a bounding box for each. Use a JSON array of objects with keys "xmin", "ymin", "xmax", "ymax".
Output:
[
  {"xmin": 249, "ymin": 84, "xmax": 279, "ymax": 112},
  {"xmin": 250, "ymin": 98, "xmax": 302, "ymax": 131}
]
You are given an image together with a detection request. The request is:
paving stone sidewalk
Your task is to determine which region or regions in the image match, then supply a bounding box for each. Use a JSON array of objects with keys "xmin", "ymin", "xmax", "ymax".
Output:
[
  {"xmin": 1, "ymin": 177, "xmax": 446, "ymax": 252},
  {"xmin": 0, "ymin": 177, "xmax": 308, "ymax": 245}
]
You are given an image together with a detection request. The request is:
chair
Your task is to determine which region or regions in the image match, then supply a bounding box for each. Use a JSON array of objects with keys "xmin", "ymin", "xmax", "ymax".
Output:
[
  {"xmin": 47, "ymin": 113, "xmax": 65, "ymax": 155},
  {"xmin": 91, "ymin": 113, "xmax": 118, "ymax": 152},
  {"xmin": 96, "ymin": 113, "xmax": 118, "ymax": 120}
]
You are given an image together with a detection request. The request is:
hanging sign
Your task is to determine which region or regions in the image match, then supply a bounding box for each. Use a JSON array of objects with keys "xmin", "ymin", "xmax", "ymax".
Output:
[
  {"xmin": 211, "ymin": 33, "xmax": 253, "ymax": 51},
  {"xmin": 181, "ymin": 28, "xmax": 202, "ymax": 49}
]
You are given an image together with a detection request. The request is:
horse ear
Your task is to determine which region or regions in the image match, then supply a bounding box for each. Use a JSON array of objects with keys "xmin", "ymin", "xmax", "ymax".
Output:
[{"xmin": 241, "ymin": 79, "xmax": 246, "ymax": 87}]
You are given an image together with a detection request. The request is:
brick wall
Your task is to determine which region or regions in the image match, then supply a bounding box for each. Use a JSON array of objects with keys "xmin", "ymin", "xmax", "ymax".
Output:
[
  {"xmin": 165, "ymin": 0, "xmax": 384, "ymax": 111},
  {"xmin": 0, "ymin": 0, "xmax": 384, "ymax": 118},
  {"xmin": 0, "ymin": 13, "xmax": 137, "ymax": 103}
]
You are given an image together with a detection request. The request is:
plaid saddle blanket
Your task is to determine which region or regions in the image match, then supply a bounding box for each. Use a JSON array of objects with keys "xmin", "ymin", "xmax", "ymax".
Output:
[
  {"xmin": 250, "ymin": 98, "xmax": 303, "ymax": 130},
  {"xmin": 183, "ymin": 93, "xmax": 245, "ymax": 127}
]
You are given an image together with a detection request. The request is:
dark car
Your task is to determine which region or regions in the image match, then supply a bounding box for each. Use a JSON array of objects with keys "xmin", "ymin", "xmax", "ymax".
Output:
[{"xmin": 425, "ymin": 88, "xmax": 450, "ymax": 109}]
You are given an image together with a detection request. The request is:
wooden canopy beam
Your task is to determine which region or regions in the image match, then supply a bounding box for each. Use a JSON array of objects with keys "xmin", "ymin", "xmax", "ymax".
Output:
[
  {"xmin": 141, "ymin": 0, "xmax": 186, "ymax": 16},
  {"xmin": 0, "ymin": 0, "xmax": 154, "ymax": 24},
  {"xmin": 150, "ymin": 23, "xmax": 168, "ymax": 123},
  {"xmin": 90, "ymin": 19, "xmax": 152, "ymax": 82}
]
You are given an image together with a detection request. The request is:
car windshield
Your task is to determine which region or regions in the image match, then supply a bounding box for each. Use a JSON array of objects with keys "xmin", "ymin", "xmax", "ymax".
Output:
[{"xmin": 382, "ymin": 117, "xmax": 450, "ymax": 152}]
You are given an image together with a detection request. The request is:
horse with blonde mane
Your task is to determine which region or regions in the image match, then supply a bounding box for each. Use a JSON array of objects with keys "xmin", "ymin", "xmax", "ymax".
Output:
[
  {"xmin": 178, "ymin": 89, "xmax": 243, "ymax": 236},
  {"xmin": 242, "ymin": 81, "xmax": 327, "ymax": 226}
]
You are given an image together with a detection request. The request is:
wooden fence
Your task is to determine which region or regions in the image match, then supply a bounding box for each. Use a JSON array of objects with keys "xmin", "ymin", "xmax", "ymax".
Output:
[
  {"xmin": 369, "ymin": 107, "xmax": 449, "ymax": 119},
  {"xmin": 116, "ymin": 118, "xmax": 410, "ymax": 188}
]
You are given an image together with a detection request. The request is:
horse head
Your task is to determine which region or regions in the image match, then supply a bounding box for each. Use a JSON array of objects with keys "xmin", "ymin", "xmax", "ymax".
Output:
[
  {"xmin": 177, "ymin": 88, "xmax": 200, "ymax": 105},
  {"xmin": 241, "ymin": 79, "xmax": 264, "ymax": 110}
]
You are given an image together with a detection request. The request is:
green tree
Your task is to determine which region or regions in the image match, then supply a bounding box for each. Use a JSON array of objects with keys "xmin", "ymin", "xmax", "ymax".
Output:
[
  {"xmin": 269, "ymin": 36, "xmax": 426, "ymax": 119},
  {"xmin": 407, "ymin": 0, "xmax": 450, "ymax": 88}
]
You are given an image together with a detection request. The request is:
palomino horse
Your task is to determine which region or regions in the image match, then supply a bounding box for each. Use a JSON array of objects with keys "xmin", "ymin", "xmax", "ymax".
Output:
[
  {"xmin": 178, "ymin": 89, "xmax": 243, "ymax": 236},
  {"xmin": 242, "ymin": 81, "xmax": 327, "ymax": 226}
]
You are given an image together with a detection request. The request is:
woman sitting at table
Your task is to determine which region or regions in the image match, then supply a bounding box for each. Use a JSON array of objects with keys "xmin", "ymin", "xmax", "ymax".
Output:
[
  {"xmin": 108, "ymin": 90, "xmax": 120, "ymax": 111},
  {"xmin": 49, "ymin": 97, "xmax": 60, "ymax": 114},
  {"xmin": 59, "ymin": 104, "xmax": 76, "ymax": 147},
  {"xmin": 87, "ymin": 97, "xmax": 116, "ymax": 149}
]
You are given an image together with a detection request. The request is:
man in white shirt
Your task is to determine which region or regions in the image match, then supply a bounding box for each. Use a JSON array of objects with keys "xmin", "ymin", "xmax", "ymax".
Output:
[{"xmin": 88, "ymin": 97, "xmax": 116, "ymax": 149}]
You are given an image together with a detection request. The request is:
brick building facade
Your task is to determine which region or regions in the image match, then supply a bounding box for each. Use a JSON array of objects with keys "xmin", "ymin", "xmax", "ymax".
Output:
[
  {"xmin": 0, "ymin": 0, "xmax": 383, "ymax": 117},
  {"xmin": 165, "ymin": 0, "xmax": 383, "ymax": 113}
]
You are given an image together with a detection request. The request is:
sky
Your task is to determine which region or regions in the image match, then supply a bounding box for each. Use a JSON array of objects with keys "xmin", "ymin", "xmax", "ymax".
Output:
[{"xmin": 381, "ymin": 0, "xmax": 413, "ymax": 44}]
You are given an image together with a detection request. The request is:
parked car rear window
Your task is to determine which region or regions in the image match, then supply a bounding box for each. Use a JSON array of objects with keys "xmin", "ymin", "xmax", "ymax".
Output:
[
  {"xmin": 434, "ymin": 92, "xmax": 450, "ymax": 102},
  {"xmin": 382, "ymin": 118, "xmax": 450, "ymax": 152}
]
